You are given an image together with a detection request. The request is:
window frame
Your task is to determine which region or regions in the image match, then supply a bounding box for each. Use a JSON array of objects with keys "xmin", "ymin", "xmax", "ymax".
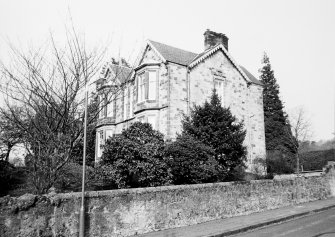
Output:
[
  {"xmin": 147, "ymin": 70, "xmax": 158, "ymax": 101},
  {"xmin": 214, "ymin": 77, "xmax": 225, "ymax": 107},
  {"xmin": 136, "ymin": 66, "xmax": 159, "ymax": 104},
  {"xmin": 106, "ymin": 93, "xmax": 114, "ymax": 118},
  {"xmin": 97, "ymin": 130, "xmax": 104, "ymax": 157},
  {"xmin": 123, "ymin": 87, "xmax": 128, "ymax": 120},
  {"xmin": 137, "ymin": 72, "xmax": 146, "ymax": 103},
  {"xmin": 98, "ymin": 94, "xmax": 106, "ymax": 119}
]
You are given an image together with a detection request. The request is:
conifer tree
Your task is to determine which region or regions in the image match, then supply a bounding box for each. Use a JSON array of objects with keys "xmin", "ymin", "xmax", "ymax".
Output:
[
  {"xmin": 182, "ymin": 90, "xmax": 247, "ymax": 179},
  {"xmin": 260, "ymin": 53, "xmax": 296, "ymax": 155}
]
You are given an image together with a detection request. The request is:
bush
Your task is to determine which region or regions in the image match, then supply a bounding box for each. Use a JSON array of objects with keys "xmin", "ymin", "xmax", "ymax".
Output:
[
  {"xmin": 181, "ymin": 90, "xmax": 247, "ymax": 180},
  {"xmin": 100, "ymin": 122, "xmax": 172, "ymax": 189},
  {"xmin": 266, "ymin": 150, "xmax": 294, "ymax": 174},
  {"xmin": 165, "ymin": 134, "xmax": 220, "ymax": 184},
  {"xmin": 0, "ymin": 160, "xmax": 15, "ymax": 196},
  {"xmin": 54, "ymin": 162, "xmax": 95, "ymax": 193},
  {"xmin": 0, "ymin": 160, "xmax": 28, "ymax": 196},
  {"xmin": 299, "ymin": 149, "xmax": 335, "ymax": 171}
]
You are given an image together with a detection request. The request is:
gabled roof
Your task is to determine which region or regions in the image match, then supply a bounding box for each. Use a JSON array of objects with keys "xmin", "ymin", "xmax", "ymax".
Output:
[
  {"xmin": 148, "ymin": 40, "xmax": 198, "ymax": 66},
  {"xmin": 146, "ymin": 40, "xmax": 262, "ymax": 85}
]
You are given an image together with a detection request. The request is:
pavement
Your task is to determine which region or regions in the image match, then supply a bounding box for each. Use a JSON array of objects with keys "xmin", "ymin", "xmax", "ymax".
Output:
[
  {"xmin": 232, "ymin": 207, "xmax": 335, "ymax": 237},
  {"xmin": 136, "ymin": 198, "xmax": 335, "ymax": 237}
]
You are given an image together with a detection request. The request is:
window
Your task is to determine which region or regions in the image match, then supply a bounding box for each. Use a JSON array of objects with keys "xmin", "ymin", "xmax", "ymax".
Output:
[
  {"xmin": 148, "ymin": 70, "xmax": 157, "ymax": 100},
  {"xmin": 214, "ymin": 78, "xmax": 224, "ymax": 106},
  {"xmin": 129, "ymin": 86, "xmax": 133, "ymax": 116},
  {"xmin": 97, "ymin": 131, "xmax": 104, "ymax": 157},
  {"xmin": 123, "ymin": 88, "xmax": 128, "ymax": 120},
  {"xmin": 147, "ymin": 115, "xmax": 157, "ymax": 130},
  {"xmin": 106, "ymin": 95, "xmax": 114, "ymax": 117},
  {"xmin": 137, "ymin": 69, "xmax": 157, "ymax": 102},
  {"xmin": 105, "ymin": 130, "xmax": 113, "ymax": 141},
  {"xmin": 99, "ymin": 95, "xmax": 105, "ymax": 118},
  {"xmin": 138, "ymin": 116, "xmax": 145, "ymax": 123},
  {"xmin": 137, "ymin": 73, "xmax": 145, "ymax": 102}
]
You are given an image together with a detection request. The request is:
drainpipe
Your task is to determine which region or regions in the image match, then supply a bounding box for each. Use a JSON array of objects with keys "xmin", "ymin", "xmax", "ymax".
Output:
[
  {"xmin": 186, "ymin": 68, "xmax": 190, "ymax": 115},
  {"xmin": 166, "ymin": 63, "xmax": 171, "ymax": 139}
]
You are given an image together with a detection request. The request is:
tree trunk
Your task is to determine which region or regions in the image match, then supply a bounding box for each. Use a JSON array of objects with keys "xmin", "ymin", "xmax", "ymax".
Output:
[{"xmin": 5, "ymin": 143, "xmax": 13, "ymax": 163}]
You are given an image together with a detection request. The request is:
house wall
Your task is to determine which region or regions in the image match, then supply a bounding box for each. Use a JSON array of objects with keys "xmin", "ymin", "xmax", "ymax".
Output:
[
  {"xmin": 188, "ymin": 50, "xmax": 265, "ymax": 171},
  {"xmin": 1, "ymin": 170, "xmax": 335, "ymax": 237},
  {"xmin": 166, "ymin": 63, "xmax": 188, "ymax": 139},
  {"xmin": 245, "ymin": 84, "xmax": 266, "ymax": 170},
  {"xmin": 95, "ymin": 47, "xmax": 266, "ymax": 172}
]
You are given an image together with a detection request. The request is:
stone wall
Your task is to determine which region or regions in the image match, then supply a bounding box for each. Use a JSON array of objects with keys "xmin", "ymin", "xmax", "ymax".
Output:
[{"xmin": 1, "ymin": 171, "xmax": 334, "ymax": 237}]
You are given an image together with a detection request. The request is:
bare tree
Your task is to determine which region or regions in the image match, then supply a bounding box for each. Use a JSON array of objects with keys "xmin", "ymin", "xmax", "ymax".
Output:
[
  {"xmin": 288, "ymin": 106, "xmax": 313, "ymax": 173},
  {"xmin": 0, "ymin": 27, "xmax": 132, "ymax": 194}
]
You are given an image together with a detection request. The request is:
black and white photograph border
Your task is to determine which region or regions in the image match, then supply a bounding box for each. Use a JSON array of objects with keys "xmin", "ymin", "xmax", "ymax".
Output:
[{"xmin": 0, "ymin": 0, "xmax": 334, "ymax": 236}]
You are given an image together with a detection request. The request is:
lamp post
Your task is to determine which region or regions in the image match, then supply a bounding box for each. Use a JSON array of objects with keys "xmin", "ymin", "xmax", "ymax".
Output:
[
  {"xmin": 79, "ymin": 84, "xmax": 88, "ymax": 237},
  {"xmin": 334, "ymin": 83, "xmax": 335, "ymax": 160}
]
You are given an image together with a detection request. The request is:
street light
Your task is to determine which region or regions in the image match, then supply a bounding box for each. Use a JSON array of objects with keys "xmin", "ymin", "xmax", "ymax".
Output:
[{"xmin": 79, "ymin": 83, "xmax": 89, "ymax": 237}]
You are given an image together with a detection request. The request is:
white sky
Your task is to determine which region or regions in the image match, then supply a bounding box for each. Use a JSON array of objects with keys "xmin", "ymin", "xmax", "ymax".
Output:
[{"xmin": 0, "ymin": 0, "xmax": 334, "ymax": 141}]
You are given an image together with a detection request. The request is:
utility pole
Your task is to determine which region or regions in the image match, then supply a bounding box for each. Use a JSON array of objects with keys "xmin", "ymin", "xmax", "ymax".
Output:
[
  {"xmin": 334, "ymin": 83, "xmax": 335, "ymax": 160},
  {"xmin": 79, "ymin": 85, "xmax": 88, "ymax": 237}
]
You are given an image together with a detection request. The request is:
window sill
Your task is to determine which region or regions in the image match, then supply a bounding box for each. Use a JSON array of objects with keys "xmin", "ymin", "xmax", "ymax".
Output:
[{"xmin": 137, "ymin": 99, "xmax": 157, "ymax": 105}]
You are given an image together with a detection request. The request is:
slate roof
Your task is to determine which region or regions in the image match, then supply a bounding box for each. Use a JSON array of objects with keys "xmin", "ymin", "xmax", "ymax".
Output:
[
  {"xmin": 149, "ymin": 40, "xmax": 262, "ymax": 85},
  {"xmin": 108, "ymin": 64, "xmax": 133, "ymax": 84},
  {"xmin": 239, "ymin": 66, "xmax": 263, "ymax": 86},
  {"xmin": 149, "ymin": 40, "xmax": 198, "ymax": 66}
]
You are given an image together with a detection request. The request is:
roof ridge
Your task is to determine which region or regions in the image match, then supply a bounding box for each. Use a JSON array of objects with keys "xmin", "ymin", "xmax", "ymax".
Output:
[{"xmin": 148, "ymin": 40, "xmax": 198, "ymax": 56}]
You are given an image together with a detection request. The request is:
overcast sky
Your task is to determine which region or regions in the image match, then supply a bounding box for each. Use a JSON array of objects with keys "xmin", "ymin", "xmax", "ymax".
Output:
[{"xmin": 0, "ymin": 0, "xmax": 334, "ymax": 141}]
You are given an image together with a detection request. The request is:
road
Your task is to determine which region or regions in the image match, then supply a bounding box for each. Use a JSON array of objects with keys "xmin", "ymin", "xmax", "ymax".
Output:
[{"xmin": 232, "ymin": 208, "xmax": 335, "ymax": 237}]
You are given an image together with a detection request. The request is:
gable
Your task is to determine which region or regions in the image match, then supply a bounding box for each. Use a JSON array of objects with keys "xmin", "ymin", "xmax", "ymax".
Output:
[
  {"xmin": 137, "ymin": 43, "xmax": 165, "ymax": 67},
  {"xmin": 189, "ymin": 44, "xmax": 255, "ymax": 85}
]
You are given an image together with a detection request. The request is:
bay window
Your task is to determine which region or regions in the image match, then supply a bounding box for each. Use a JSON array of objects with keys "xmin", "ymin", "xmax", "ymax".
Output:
[
  {"xmin": 138, "ymin": 72, "xmax": 146, "ymax": 102},
  {"xmin": 137, "ymin": 69, "xmax": 158, "ymax": 103},
  {"xmin": 97, "ymin": 131, "xmax": 104, "ymax": 157},
  {"xmin": 105, "ymin": 129, "xmax": 113, "ymax": 140},
  {"xmin": 107, "ymin": 96, "xmax": 114, "ymax": 117},
  {"xmin": 129, "ymin": 86, "xmax": 133, "ymax": 116},
  {"xmin": 148, "ymin": 70, "xmax": 157, "ymax": 100},
  {"xmin": 99, "ymin": 95, "xmax": 105, "ymax": 118}
]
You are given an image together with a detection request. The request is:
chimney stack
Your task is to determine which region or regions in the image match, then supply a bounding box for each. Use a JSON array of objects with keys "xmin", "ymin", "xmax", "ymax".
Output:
[{"xmin": 204, "ymin": 29, "xmax": 229, "ymax": 51}]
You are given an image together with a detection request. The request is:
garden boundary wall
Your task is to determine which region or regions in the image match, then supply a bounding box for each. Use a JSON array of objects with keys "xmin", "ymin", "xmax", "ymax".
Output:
[{"xmin": 1, "ymin": 169, "xmax": 335, "ymax": 237}]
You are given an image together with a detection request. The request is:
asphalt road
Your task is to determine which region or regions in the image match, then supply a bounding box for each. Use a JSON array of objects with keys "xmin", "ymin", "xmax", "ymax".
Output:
[{"xmin": 232, "ymin": 208, "xmax": 335, "ymax": 237}]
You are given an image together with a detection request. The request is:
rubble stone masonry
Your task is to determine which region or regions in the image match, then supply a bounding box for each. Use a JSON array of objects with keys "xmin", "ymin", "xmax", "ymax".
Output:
[{"xmin": 1, "ymin": 170, "xmax": 334, "ymax": 237}]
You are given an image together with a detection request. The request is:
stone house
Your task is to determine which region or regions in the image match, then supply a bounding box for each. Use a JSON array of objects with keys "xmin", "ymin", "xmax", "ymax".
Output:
[{"xmin": 95, "ymin": 30, "xmax": 266, "ymax": 171}]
